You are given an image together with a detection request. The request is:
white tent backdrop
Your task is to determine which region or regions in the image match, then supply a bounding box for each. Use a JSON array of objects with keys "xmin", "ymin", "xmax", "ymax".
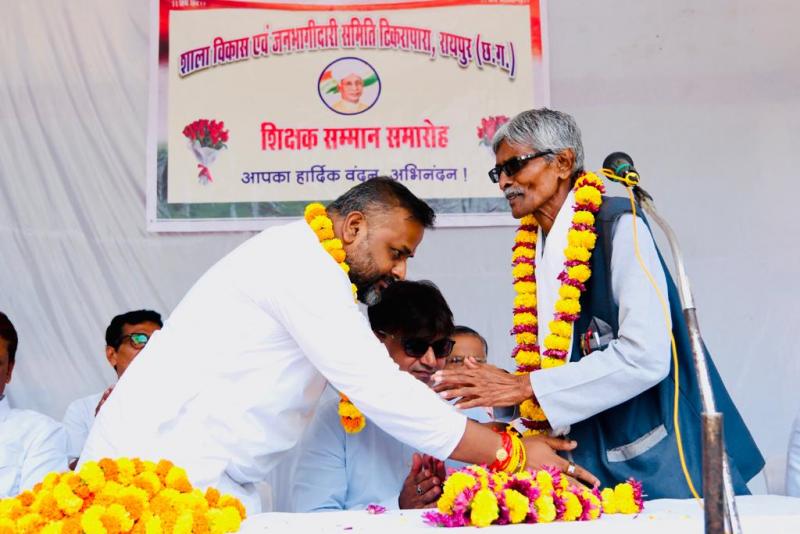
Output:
[{"xmin": 1, "ymin": 0, "xmax": 798, "ymax": 497}]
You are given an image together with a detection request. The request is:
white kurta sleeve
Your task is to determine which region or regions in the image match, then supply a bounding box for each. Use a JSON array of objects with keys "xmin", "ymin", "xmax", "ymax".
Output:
[
  {"xmin": 292, "ymin": 399, "xmax": 348, "ymax": 512},
  {"xmin": 62, "ymin": 398, "xmax": 90, "ymax": 461},
  {"xmin": 21, "ymin": 420, "xmax": 69, "ymax": 492},
  {"xmin": 530, "ymin": 214, "xmax": 671, "ymax": 428},
  {"xmin": 787, "ymin": 414, "xmax": 800, "ymax": 496},
  {"xmin": 265, "ymin": 242, "xmax": 467, "ymax": 461}
]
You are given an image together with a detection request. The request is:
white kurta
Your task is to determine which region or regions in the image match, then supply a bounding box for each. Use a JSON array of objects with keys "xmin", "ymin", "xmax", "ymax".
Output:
[
  {"xmin": 62, "ymin": 391, "xmax": 103, "ymax": 461},
  {"xmin": 292, "ymin": 397, "xmax": 491, "ymax": 512},
  {"xmin": 529, "ymin": 203, "xmax": 671, "ymax": 429},
  {"xmin": 787, "ymin": 413, "xmax": 800, "ymax": 496},
  {"xmin": 80, "ymin": 220, "xmax": 466, "ymax": 513},
  {"xmin": 0, "ymin": 396, "xmax": 69, "ymax": 497}
]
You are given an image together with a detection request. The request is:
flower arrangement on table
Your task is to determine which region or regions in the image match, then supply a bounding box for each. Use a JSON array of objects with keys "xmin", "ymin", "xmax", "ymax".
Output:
[
  {"xmin": 182, "ymin": 118, "xmax": 229, "ymax": 185},
  {"xmin": 424, "ymin": 464, "xmax": 643, "ymax": 528},
  {"xmin": 0, "ymin": 458, "xmax": 246, "ymax": 534}
]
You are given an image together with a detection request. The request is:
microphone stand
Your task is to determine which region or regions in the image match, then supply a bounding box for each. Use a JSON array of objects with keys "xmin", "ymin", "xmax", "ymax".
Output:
[{"xmin": 632, "ymin": 185, "xmax": 741, "ymax": 534}]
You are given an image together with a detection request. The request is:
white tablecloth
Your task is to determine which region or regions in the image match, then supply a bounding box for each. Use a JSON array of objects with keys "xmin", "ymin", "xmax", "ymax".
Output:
[{"xmin": 240, "ymin": 495, "xmax": 800, "ymax": 533}]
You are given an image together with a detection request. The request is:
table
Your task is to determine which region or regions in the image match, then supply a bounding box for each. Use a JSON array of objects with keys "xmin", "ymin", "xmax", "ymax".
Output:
[{"xmin": 240, "ymin": 495, "xmax": 800, "ymax": 533}]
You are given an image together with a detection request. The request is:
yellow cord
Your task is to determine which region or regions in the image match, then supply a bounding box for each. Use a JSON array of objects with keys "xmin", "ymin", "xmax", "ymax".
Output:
[{"xmin": 600, "ymin": 168, "xmax": 701, "ymax": 501}]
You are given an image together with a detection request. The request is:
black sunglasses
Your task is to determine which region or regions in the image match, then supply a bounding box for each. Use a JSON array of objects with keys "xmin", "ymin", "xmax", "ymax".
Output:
[
  {"xmin": 379, "ymin": 332, "xmax": 455, "ymax": 359},
  {"xmin": 488, "ymin": 150, "xmax": 553, "ymax": 183},
  {"xmin": 116, "ymin": 332, "xmax": 151, "ymax": 350}
]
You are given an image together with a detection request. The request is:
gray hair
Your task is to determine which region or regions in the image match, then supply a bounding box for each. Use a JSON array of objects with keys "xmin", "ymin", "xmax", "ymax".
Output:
[{"xmin": 492, "ymin": 108, "xmax": 584, "ymax": 176}]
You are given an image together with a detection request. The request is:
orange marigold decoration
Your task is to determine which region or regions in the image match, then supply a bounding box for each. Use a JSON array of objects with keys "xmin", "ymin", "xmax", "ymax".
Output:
[
  {"xmin": 304, "ymin": 202, "xmax": 367, "ymax": 434},
  {"xmin": 0, "ymin": 458, "xmax": 246, "ymax": 534},
  {"xmin": 511, "ymin": 173, "xmax": 605, "ymax": 436}
]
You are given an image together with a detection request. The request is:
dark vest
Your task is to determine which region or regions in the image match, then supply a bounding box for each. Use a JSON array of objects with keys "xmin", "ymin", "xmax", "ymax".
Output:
[{"xmin": 566, "ymin": 197, "xmax": 764, "ymax": 498}]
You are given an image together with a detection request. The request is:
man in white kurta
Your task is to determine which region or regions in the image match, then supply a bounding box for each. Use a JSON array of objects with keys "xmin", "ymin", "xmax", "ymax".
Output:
[
  {"xmin": 0, "ymin": 395, "xmax": 69, "ymax": 497},
  {"xmin": 80, "ymin": 216, "xmax": 470, "ymax": 513},
  {"xmin": 62, "ymin": 391, "xmax": 104, "ymax": 464}
]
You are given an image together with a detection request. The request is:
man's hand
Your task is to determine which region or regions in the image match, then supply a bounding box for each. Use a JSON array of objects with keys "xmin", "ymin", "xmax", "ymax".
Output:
[
  {"xmin": 398, "ymin": 453, "xmax": 445, "ymax": 509},
  {"xmin": 523, "ymin": 436, "xmax": 600, "ymax": 487},
  {"xmin": 432, "ymin": 357, "xmax": 532, "ymax": 409}
]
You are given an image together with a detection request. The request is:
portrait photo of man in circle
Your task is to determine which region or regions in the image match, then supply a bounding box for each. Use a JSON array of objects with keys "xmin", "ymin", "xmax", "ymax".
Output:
[{"xmin": 319, "ymin": 57, "xmax": 380, "ymax": 115}]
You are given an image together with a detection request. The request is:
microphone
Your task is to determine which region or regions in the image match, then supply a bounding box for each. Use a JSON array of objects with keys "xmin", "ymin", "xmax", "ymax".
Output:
[{"xmin": 601, "ymin": 151, "xmax": 653, "ymax": 202}]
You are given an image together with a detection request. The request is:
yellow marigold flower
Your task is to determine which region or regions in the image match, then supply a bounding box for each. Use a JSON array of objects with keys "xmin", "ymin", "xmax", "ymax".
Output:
[
  {"xmin": 116, "ymin": 457, "xmax": 136, "ymax": 485},
  {"xmin": 513, "ymin": 281, "xmax": 536, "ymax": 294},
  {"xmin": 41, "ymin": 520, "xmax": 65, "ymax": 534},
  {"xmin": 535, "ymin": 470, "xmax": 554, "ymax": 494},
  {"xmin": 155, "ymin": 460, "xmax": 174, "ymax": 482},
  {"xmin": 341, "ymin": 415, "xmax": 366, "ymax": 434},
  {"xmin": 511, "ymin": 247, "xmax": 535, "ymax": 261},
  {"xmin": 469, "ymin": 489, "xmax": 499, "ymax": 527},
  {"xmin": 53, "ymin": 480, "xmax": 83, "ymax": 515},
  {"xmin": 567, "ymin": 229, "xmax": 597, "ymax": 250},
  {"xmin": 141, "ymin": 461, "xmax": 157, "ymax": 473},
  {"xmin": 166, "ymin": 466, "xmax": 193, "ymax": 493},
  {"xmin": 78, "ymin": 462, "xmax": 106, "ymax": 493},
  {"xmin": 520, "ymin": 215, "xmax": 537, "ymax": 225},
  {"xmin": 330, "ymin": 248, "xmax": 347, "ymax": 264},
  {"xmin": 142, "ymin": 512, "xmax": 163, "ymax": 534},
  {"xmin": 541, "ymin": 356, "xmax": 566, "ymax": 369},
  {"xmin": 173, "ymin": 510, "xmax": 194, "ymax": 534},
  {"xmin": 513, "ymin": 312, "xmax": 537, "ymax": 327},
  {"xmin": 515, "ymin": 332, "xmax": 538, "ymax": 345},
  {"xmin": 575, "ymin": 185, "xmax": 602, "ymax": 206},
  {"xmin": 520, "ymin": 399, "xmax": 546, "ymax": 421},
  {"xmin": 515, "ymin": 350, "xmax": 540, "ymax": 367},
  {"xmin": 466, "ymin": 466, "xmax": 490, "ymax": 489},
  {"xmin": 512, "ymin": 263, "xmax": 534, "ymax": 278},
  {"xmin": 572, "ymin": 210, "xmax": 595, "ymax": 226},
  {"xmin": 106, "ymin": 503, "xmax": 134, "ymax": 532},
  {"xmin": 555, "ymin": 297, "xmax": 581, "ymax": 316},
  {"xmin": 504, "ymin": 489, "xmax": 529, "ymax": 524},
  {"xmin": 568, "ymin": 264, "xmax": 592, "ymax": 283},
  {"xmin": 309, "ymin": 215, "xmax": 332, "ymax": 232},
  {"xmin": 339, "ymin": 262, "xmax": 350, "ymax": 274},
  {"xmin": 558, "ymin": 285, "xmax": 581, "ymax": 300},
  {"xmin": 548, "ymin": 320, "xmax": 572, "ymax": 338},
  {"xmin": 561, "ymin": 490, "xmax": 583, "ymax": 521},
  {"xmin": 600, "ymin": 487, "xmax": 617, "ymax": 514},
  {"xmin": 18, "ymin": 491, "xmax": 35, "ymax": 507},
  {"xmin": 437, "ymin": 473, "xmax": 477, "ymax": 514},
  {"xmin": 62, "ymin": 516, "xmax": 82, "ymax": 534},
  {"xmin": 98, "ymin": 458, "xmax": 120, "ymax": 482},
  {"xmin": 0, "ymin": 498, "xmax": 22, "ymax": 520},
  {"xmin": 0, "ymin": 518, "xmax": 15, "ymax": 534},
  {"xmin": 210, "ymin": 507, "xmax": 242, "ymax": 533},
  {"xmin": 564, "ymin": 245, "xmax": 591, "ymax": 262},
  {"xmin": 513, "ymin": 293, "xmax": 537, "ymax": 308},
  {"xmin": 42, "ymin": 472, "xmax": 61, "ymax": 490},
  {"xmin": 544, "ymin": 333, "xmax": 571, "ymax": 352},
  {"xmin": 118, "ymin": 486, "xmax": 149, "ymax": 520},
  {"xmin": 534, "ymin": 494, "xmax": 556, "ymax": 523},
  {"xmin": 491, "ymin": 472, "xmax": 509, "ymax": 489},
  {"xmin": 218, "ymin": 495, "xmax": 247, "ymax": 520},
  {"xmin": 80, "ymin": 505, "xmax": 105, "ymax": 534},
  {"xmin": 205, "ymin": 488, "xmax": 221, "ymax": 509},
  {"xmin": 321, "ymin": 238, "xmax": 343, "ymax": 252},
  {"xmin": 514, "ymin": 229, "xmax": 537, "ymax": 244},
  {"xmin": 337, "ymin": 400, "xmax": 363, "ymax": 419},
  {"xmin": 613, "ymin": 483, "xmax": 640, "ymax": 514},
  {"xmin": 578, "ymin": 172, "xmax": 604, "ymax": 188},
  {"xmin": 303, "ymin": 203, "xmax": 326, "ymax": 222},
  {"xmin": 133, "ymin": 471, "xmax": 162, "ymax": 498}
]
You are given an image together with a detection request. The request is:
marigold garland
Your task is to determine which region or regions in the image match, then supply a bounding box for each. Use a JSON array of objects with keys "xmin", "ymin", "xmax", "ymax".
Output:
[
  {"xmin": 0, "ymin": 458, "xmax": 246, "ymax": 534},
  {"xmin": 304, "ymin": 203, "xmax": 367, "ymax": 434},
  {"xmin": 511, "ymin": 173, "xmax": 605, "ymax": 436},
  {"xmin": 423, "ymin": 464, "xmax": 642, "ymax": 528}
]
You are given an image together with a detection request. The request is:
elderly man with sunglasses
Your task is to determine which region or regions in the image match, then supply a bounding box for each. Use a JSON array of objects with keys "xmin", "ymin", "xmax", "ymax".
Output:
[
  {"xmin": 433, "ymin": 108, "xmax": 763, "ymax": 498},
  {"xmin": 61, "ymin": 310, "xmax": 162, "ymax": 467},
  {"xmin": 292, "ymin": 281, "xmax": 493, "ymax": 512}
]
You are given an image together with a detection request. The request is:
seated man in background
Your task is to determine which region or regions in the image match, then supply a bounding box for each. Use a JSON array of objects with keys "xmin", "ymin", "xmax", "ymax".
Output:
[
  {"xmin": 62, "ymin": 310, "xmax": 162, "ymax": 467},
  {"xmin": 292, "ymin": 281, "xmax": 490, "ymax": 512},
  {"xmin": 0, "ymin": 311, "xmax": 68, "ymax": 497},
  {"xmin": 446, "ymin": 325, "xmax": 493, "ymax": 423}
]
